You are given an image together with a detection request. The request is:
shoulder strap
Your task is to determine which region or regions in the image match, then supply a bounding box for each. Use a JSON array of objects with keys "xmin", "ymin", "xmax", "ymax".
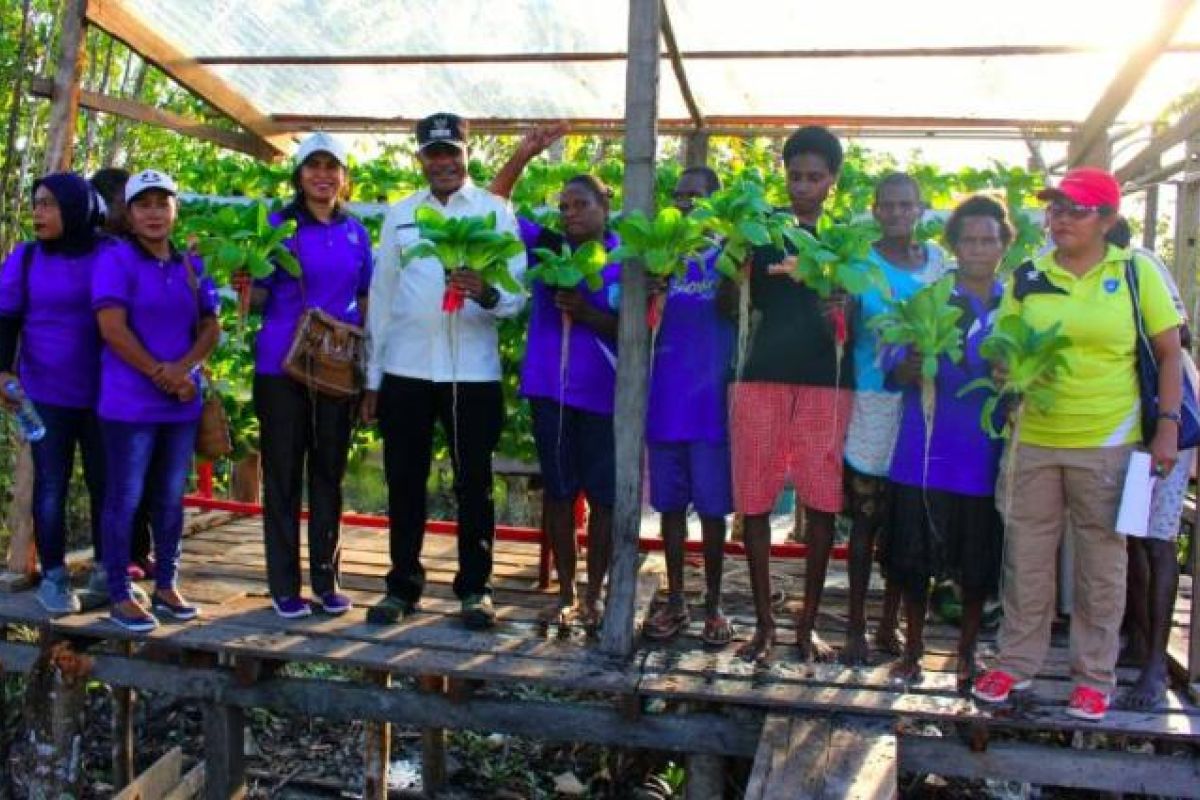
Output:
[{"xmin": 1126, "ymin": 257, "xmax": 1156, "ymax": 369}]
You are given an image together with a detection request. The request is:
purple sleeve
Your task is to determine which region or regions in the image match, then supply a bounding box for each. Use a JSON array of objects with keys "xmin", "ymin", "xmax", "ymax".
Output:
[
  {"xmin": 355, "ymin": 220, "xmax": 374, "ymax": 296},
  {"xmin": 0, "ymin": 244, "xmax": 28, "ymax": 316},
  {"xmin": 92, "ymin": 243, "xmax": 131, "ymax": 310},
  {"xmin": 518, "ymin": 217, "xmax": 542, "ymax": 250}
]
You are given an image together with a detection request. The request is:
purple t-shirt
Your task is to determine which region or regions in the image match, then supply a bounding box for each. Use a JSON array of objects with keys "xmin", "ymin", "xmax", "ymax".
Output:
[
  {"xmin": 92, "ymin": 239, "xmax": 218, "ymax": 423},
  {"xmin": 0, "ymin": 241, "xmax": 105, "ymax": 409},
  {"xmin": 888, "ymin": 282, "xmax": 1005, "ymax": 497},
  {"xmin": 518, "ymin": 219, "xmax": 621, "ymax": 415},
  {"xmin": 647, "ymin": 249, "xmax": 733, "ymax": 443},
  {"xmin": 254, "ymin": 207, "xmax": 373, "ymax": 376}
]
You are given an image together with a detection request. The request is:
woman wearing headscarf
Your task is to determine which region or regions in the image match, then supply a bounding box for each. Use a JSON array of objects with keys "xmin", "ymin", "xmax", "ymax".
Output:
[{"xmin": 0, "ymin": 173, "xmax": 107, "ymax": 614}]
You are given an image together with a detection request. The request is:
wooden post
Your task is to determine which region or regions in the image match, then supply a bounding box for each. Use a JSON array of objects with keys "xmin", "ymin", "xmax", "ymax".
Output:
[
  {"xmin": 9, "ymin": 636, "xmax": 92, "ymax": 798},
  {"xmin": 202, "ymin": 702, "xmax": 246, "ymax": 799},
  {"xmin": 684, "ymin": 130, "xmax": 710, "ymax": 169},
  {"xmin": 600, "ymin": 0, "xmax": 661, "ymax": 659},
  {"xmin": 4, "ymin": 440, "xmax": 36, "ymax": 575},
  {"xmin": 1173, "ymin": 137, "xmax": 1200, "ymax": 323},
  {"xmin": 112, "ymin": 641, "xmax": 135, "ymax": 791},
  {"xmin": 686, "ymin": 753, "xmax": 725, "ymax": 799},
  {"xmin": 363, "ymin": 671, "xmax": 391, "ymax": 800},
  {"xmin": 1143, "ymin": 183, "xmax": 1160, "ymax": 251},
  {"xmin": 43, "ymin": 0, "xmax": 88, "ymax": 173},
  {"xmin": 419, "ymin": 675, "xmax": 447, "ymax": 793}
]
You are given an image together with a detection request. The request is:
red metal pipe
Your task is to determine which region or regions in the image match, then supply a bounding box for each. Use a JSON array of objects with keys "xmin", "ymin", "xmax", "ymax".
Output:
[{"xmin": 183, "ymin": 494, "xmax": 848, "ymax": 560}]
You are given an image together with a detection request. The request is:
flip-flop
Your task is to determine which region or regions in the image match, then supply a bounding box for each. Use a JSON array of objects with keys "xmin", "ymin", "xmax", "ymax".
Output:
[
  {"xmin": 700, "ymin": 613, "xmax": 735, "ymax": 646},
  {"xmin": 643, "ymin": 603, "xmax": 689, "ymax": 640}
]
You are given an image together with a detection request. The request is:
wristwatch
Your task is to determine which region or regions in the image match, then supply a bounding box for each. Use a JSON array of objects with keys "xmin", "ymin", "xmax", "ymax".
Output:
[
  {"xmin": 478, "ymin": 286, "xmax": 501, "ymax": 310},
  {"xmin": 1157, "ymin": 410, "xmax": 1182, "ymax": 423}
]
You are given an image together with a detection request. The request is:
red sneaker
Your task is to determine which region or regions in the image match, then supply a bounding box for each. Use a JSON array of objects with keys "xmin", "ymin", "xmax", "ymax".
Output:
[
  {"xmin": 971, "ymin": 669, "xmax": 1032, "ymax": 704},
  {"xmin": 1066, "ymin": 685, "xmax": 1109, "ymax": 721}
]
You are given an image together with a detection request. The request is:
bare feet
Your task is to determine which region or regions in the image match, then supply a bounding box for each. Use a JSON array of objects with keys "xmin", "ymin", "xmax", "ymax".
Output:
[
  {"xmin": 1118, "ymin": 635, "xmax": 1150, "ymax": 668},
  {"xmin": 796, "ymin": 629, "xmax": 835, "ymax": 662},
  {"xmin": 736, "ymin": 625, "xmax": 776, "ymax": 664},
  {"xmin": 889, "ymin": 653, "xmax": 923, "ymax": 684},
  {"xmin": 580, "ymin": 596, "xmax": 604, "ymax": 636},
  {"xmin": 874, "ymin": 626, "xmax": 905, "ymax": 657},
  {"xmin": 840, "ymin": 629, "xmax": 871, "ymax": 666},
  {"xmin": 1120, "ymin": 660, "xmax": 1169, "ymax": 710}
]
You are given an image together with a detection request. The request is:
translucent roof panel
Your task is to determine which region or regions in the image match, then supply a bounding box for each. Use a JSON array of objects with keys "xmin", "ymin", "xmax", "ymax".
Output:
[{"xmin": 95, "ymin": 0, "xmax": 1200, "ymax": 130}]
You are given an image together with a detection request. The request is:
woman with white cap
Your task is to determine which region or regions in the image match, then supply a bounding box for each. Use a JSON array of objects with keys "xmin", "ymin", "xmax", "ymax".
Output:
[
  {"xmin": 972, "ymin": 167, "xmax": 1183, "ymax": 721},
  {"xmin": 93, "ymin": 169, "xmax": 220, "ymax": 633},
  {"xmin": 252, "ymin": 132, "xmax": 373, "ymax": 619}
]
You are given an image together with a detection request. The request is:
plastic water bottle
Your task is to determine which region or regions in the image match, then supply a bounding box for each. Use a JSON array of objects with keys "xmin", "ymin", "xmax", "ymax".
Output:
[{"xmin": 3, "ymin": 380, "xmax": 45, "ymax": 442}]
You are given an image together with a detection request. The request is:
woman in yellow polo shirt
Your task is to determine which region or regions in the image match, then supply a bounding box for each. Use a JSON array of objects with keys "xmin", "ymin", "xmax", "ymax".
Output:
[{"xmin": 972, "ymin": 167, "xmax": 1182, "ymax": 722}]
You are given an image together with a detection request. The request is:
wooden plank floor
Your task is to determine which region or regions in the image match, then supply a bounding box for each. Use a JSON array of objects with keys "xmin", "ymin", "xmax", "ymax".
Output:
[{"xmin": 0, "ymin": 512, "xmax": 1197, "ymax": 743}]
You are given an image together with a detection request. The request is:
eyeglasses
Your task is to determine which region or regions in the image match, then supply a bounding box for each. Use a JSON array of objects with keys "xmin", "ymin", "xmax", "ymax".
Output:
[
  {"xmin": 31, "ymin": 197, "xmax": 59, "ymax": 210},
  {"xmin": 1046, "ymin": 200, "xmax": 1111, "ymax": 220}
]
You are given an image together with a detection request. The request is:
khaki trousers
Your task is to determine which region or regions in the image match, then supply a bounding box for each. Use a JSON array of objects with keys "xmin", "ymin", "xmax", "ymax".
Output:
[{"xmin": 995, "ymin": 443, "xmax": 1132, "ymax": 693}]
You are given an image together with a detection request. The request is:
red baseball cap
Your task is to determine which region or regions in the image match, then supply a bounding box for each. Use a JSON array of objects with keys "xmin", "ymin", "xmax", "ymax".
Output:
[{"xmin": 1037, "ymin": 167, "xmax": 1121, "ymax": 210}]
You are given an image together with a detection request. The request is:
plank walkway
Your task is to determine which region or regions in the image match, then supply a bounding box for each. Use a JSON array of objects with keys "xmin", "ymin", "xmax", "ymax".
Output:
[{"xmin": 0, "ymin": 511, "xmax": 1198, "ymax": 795}]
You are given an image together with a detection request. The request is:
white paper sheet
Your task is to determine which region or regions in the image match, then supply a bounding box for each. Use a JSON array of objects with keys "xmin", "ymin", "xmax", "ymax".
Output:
[{"xmin": 1116, "ymin": 450, "xmax": 1157, "ymax": 538}]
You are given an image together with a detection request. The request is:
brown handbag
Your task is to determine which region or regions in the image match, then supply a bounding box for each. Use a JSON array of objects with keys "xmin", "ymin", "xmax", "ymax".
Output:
[
  {"xmin": 181, "ymin": 257, "xmax": 233, "ymax": 460},
  {"xmin": 196, "ymin": 380, "xmax": 233, "ymax": 461},
  {"xmin": 282, "ymin": 306, "xmax": 365, "ymax": 399}
]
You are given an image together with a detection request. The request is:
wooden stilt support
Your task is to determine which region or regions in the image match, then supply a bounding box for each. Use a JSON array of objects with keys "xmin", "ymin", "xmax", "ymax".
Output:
[
  {"xmin": 419, "ymin": 675, "xmax": 447, "ymax": 793},
  {"xmin": 686, "ymin": 753, "xmax": 725, "ymax": 799},
  {"xmin": 112, "ymin": 640, "xmax": 135, "ymax": 791},
  {"xmin": 9, "ymin": 633, "xmax": 93, "ymax": 798},
  {"xmin": 203, "ymin": 655, "xmax": 246, "ymax": 800},
  {"xmin": 363, "ymin": 671, "xmax": 392, "ymax": 800}
]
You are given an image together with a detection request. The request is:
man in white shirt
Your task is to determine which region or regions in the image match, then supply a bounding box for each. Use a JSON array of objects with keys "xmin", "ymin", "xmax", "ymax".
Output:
[{"xmin": 362, "ymin": 113, "xmax": 526, "ymax": 629}]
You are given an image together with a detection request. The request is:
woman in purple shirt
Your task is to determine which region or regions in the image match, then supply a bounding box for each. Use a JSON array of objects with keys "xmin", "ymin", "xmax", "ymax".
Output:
[
  {"xmin": 93, "ymin": 169, "xmax": 219, "ymax": 633},
  {"xmin": 884, "ymin": 195, "xmax": 1010, "ymax": 688},
  {"xmin": 251, "ymin": 133, "xmax": 372, "ymax": 619},
  {"xmin": 0, "ymin": 173, "xmax": 107, "ymax": 615}
]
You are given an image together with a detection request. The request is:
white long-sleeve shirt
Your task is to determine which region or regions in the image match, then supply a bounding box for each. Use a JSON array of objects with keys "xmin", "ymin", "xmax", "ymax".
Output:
[{"xmin": 366, "ymin": 181, "xmax": 527, "ymax": 388}]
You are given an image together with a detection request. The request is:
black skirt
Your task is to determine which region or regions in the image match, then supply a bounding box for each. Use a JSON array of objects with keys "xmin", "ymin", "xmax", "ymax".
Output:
[{"xmin": 884, "ymin": 483, "xmax": 1004, "ymax": 599}]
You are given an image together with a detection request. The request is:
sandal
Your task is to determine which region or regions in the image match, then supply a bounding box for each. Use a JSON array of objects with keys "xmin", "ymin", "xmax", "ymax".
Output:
[
  {"xmin": 643, "ymin": 601, "xmax": 689, "ymax": 640},
  {"xmin": 701, "ymin": 613, "xmax": 735, "ymax": 647}
]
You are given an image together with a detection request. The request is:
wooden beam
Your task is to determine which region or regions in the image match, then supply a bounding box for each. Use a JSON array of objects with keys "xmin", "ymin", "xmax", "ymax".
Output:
[
  {"xmin": 660, "ymin": 1, "xmax": 703, "ymax": 130},
  {"xmin": 1173, "ymin": 136, "xmax": 1200, "ymax": 322},
  {"xmin": 1118, "ymin": 103, "xmax": 1200, "ymax": 182},
  {"xmin": 0, "ymin": 641, "xmax": 763, "ymax": 757},
  {"xmin": 28, "ymin": 77, "xmax": 277, "ymax": 160},
  {"xmin": 113, "ymin": 746, "xmax": 182, "ymax": 800},
  {"xmin": 270, "ymin": 113, "xmax": 1077, "ymax": 136},
  {"xmin": 601, "ymin": 0, "xmax": 660, "ymax": 659},
  {"xmin": 193, "ymin": 43, "xmax": 1200, "ymax": 66},
  {"xmin": 362, "ymin": 671, "xmax": 390, "ymax": 800},
  {"xmin": 83, "ymin": 0, "xmax": 287, "ymax": 158},
  {"xmin": 202, "ymin": 701, "xmax": 245, "ymax": 800},
  {"xmin": 43, "ymin": 0, "xmax": 87, "ymax": 172},
  {"xmin": 684, "ymin": 130, "xmax": 710, "ymax": 168},
  {"xmin": 1068, "ymin": 0, "xmax": 1195, "ymax": 168},
  {"xmin": 899, "ymin": 736, "xmax": 1200, "ymax": 796}
]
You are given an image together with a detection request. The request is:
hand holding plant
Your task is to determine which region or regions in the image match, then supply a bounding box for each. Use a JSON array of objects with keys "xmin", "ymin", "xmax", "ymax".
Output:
[
  {"xmin": 401, "ymin": 207, "xmax": 525, "ymax": 313},
  {"xmin": 612, "ymin": 207, "xmax": 711, "ymax": 333}
]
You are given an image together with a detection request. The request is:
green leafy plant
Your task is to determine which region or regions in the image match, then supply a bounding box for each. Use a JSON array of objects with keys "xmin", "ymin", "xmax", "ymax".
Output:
[
  {"xmin": 870, "ymin": 277, "xmax": 964, "ymax": 484},
  {"xmin": 783, "ymin": 218, "xmax": 880, "ymax": 300},
  {"xmin": 401, "ymin": 206, "xmax": 525, "ymax": 312},
  {"xmin": 690, "ymin": 177, "xmax": 790, "ymax": 280},
  {"xmin": 611, "ymin": 207, "xmax": 711, "ymax": 335},
  {"xmin": 958, "ymin": 315, "xmax": 1073, "ymax": 439},
  {"xmin": 185, "ymin": 202, "xmax": 300, "ymax": 285}
]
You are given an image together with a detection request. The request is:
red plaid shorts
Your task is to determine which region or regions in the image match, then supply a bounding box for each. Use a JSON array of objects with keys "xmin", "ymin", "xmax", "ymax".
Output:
[{"xmin": 729, "ymin": 382, "xmax": 852, "ymax": 515}]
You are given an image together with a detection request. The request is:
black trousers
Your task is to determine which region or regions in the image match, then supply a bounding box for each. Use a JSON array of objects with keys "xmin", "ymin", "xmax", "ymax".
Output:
[
  {"xmin": 254, "ymin": 373, "xmax": 353, "ymax": 599},
  {"xmin": 377, "ymin": 375, "xmax": 503, "ymax": 603}
]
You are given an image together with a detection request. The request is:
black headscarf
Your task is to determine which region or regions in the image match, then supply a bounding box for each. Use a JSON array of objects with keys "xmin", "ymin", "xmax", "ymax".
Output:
[{"xmin": 31, "ymin": 172, "xmax": 101, "ymax": 256}]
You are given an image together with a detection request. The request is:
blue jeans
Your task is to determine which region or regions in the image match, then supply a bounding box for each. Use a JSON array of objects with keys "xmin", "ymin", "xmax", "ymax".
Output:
[
  {"xmin": 30, "ymin": 402, "xmax": 105, "ymax": 571},
  {"xmin": 100, "ymin": 420, "xmax": 197, "ymax": 602}
]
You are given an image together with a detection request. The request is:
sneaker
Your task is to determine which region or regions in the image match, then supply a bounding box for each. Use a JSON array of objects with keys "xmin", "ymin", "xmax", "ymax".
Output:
[
  {"xmin": 271, "ymin": 596, "xmax": 312, "ymax": 619},
  {"xmin": 82, "ymin": 566, "xmax": 150, "ymax": 608},
  {"xmin": 971, "ymin": 670, "xmax": 1032, "ymax": 704},
  {"xmin": 1066, "ymin": 685, "xmax": 1110, "ymax": 721},
  {"xmin": 109, "ymin": 603, "xmax": 158, "ymax": 634},
  {"xmin": 461, "ymin": 594, "xmax": 496, "ymax": 630},
  {"xmin": 151, "ymin": 593, "xmax": 200, "ymax": 622},
  {"xmin": 366, "ymin": 595, "xmax": 415, "ymax": 625},
  {"xmin": 126, "ymin": 563, "xmax": 146, "ymax": 582},
  {"xmin": 315, "ymin": 591, "xmax": 352, "ymax": 616},
  {"xmin": 36, "ymin": 567, "xmax": 81, "ymax": 615}
]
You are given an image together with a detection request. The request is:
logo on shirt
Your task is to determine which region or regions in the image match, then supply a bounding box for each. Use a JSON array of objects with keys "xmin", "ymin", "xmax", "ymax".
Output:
[
  {"xmin": 347, "ymin": 227, "xmax": 359, "ymax": 246},
  {"xmin": 1104, "ymin": 278, "xmax": 1120, "ymax": 293}
]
